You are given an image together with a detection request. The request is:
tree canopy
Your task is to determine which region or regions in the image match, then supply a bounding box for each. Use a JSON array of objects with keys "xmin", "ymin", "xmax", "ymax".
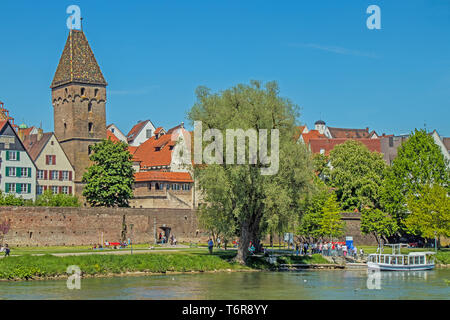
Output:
[
  {"xmin": 360, "ymin": 208, "xmax": 398, "ymax": 246},
  {"xmin": 405, "ymin": 184, "xmax": 450, "ymax": 242},
  {"xmin": 82, "ymin": 139, "xmax": 135, "ymax": 207},
  {"xmin": 188, "ymin": 80, "xmax": 314, "ymax": 263},
  {"xmin": 380, "ymin": 129, "xmax": 449, "ymax": 226},
  {"xmin": 328, "ymin": 140, "xmax": 387, "ymax": 210}
]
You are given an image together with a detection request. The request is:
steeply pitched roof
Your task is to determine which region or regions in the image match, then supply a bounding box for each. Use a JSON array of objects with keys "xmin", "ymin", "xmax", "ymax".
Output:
[
  {"xmin": 51, "ymin": 30, "xmax": 107, "ymax": 89},
  {"xmin": 135, "ymin": 171, "xmax": 193, "ymax": 183},
  {"xmin": 308, "ymin": 138, "xmax": 381, "ymax": 156},
  {"xmin": 294, "ymin": 126, "xmax": 307, "ymax": 141},
  {"xmin": 23, "ymin": 133, "xmax": 53, "ymax": 161},
  {"xmin": 301, "ymin": 130, "xmax": 326, "ymax": 144},
  {"xmin": 127, "ymin": 120, "xmax": 149, "ymax": 143},
  {"xmin": 327, "ymin": 126, "xmax": 375, "ymax": 139},
  {"xmin": 106, "ymin": 130, "xmax": 121, "ymax": 143}
]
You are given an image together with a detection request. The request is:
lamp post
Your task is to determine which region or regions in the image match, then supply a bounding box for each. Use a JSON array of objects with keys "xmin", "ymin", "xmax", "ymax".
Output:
[{"xmin": 130, "ymin": 224, "xmax": 134, "ymax": 254}]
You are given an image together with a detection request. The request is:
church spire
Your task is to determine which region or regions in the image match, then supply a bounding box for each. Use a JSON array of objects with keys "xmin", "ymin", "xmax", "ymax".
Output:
[{"xmin": 50, "ymin": 29, "xmax": 107, "ymax": 89}]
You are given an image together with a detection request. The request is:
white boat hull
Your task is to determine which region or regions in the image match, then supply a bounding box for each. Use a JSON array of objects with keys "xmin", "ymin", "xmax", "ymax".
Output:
[{"xmin": 367, "ymin": 262, "xmax": 434, "ymax": 271}]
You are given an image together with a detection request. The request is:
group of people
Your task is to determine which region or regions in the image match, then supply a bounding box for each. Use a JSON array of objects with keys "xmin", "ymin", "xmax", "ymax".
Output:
[
  {"xmin": 158, "ymin": 233, "xmax": 177, "ymax": 246},
  {"xmin": 92, "ymin": 241, "xmax": 128, "ymax": 250},
  {"xmin": 0, "ymin": 244, "xmax": 10, "ymax": 257},
  {"xmin": 295, "ymin": 241, "xmax": 364, "ymax": 258}
]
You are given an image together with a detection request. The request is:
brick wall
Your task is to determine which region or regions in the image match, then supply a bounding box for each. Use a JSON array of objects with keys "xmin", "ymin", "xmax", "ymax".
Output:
[
  {"xmin": 0, "ymin": 207, "xmax": 378, "ymax": 247},
  {"xmin": 0, "ymin": 206, "xmax": 202, "ymax": 247}
]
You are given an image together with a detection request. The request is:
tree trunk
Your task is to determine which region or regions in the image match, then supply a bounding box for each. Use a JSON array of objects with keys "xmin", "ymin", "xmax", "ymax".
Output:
[{"xmin": 236, "ymin": 213, "xmax": 262, "ymax": 264}]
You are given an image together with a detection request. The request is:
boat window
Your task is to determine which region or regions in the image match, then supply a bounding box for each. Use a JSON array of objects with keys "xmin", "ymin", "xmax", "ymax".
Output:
[
  {"xmin": 419, "ymin": 256, "xmax": 424, "ymax": 264},
  {"xmin": 404, "ymin": 257, "xmax": 408, "ymax": 265},
  {"xmin": 398, "ymin": 256, "xmax": 403, "ymax": 265},
  {"xmin": 380, "ymin": 256, "xmax": 385, "ymax": 263},
  {"xmin": 391, "ymin": 256, "xmax": 396, "ymax": 265},
  {"xmin": 385, "ymin": 256, "xmax": 390, "ymax": 264},
  {"xmin": 409, "ymin": 257, "xmax": 414, "ymax": 265},
  {"xmin": 414, "ymin": 256, "xmax": 419, "ymax": 264}
]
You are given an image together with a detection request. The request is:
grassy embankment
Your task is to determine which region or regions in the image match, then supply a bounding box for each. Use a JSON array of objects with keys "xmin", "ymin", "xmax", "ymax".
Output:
[{"xmin": 0, "ymin": 250, "xmax": 257, "ymax": 280}]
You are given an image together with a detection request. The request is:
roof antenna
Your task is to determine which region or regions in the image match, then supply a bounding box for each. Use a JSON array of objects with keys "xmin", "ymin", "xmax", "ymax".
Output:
[{"xmin": 80, "ymin": 17, "xmax": 83, "ymax": 31}]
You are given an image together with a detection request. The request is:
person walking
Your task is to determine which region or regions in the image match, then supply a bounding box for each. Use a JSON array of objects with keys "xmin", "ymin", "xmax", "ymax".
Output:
[
  {"xmin": 4, "ymin": 244, "xmax": 10, "ymax": 257},
  {"xmin": 217, "ymin": 237, "xmax": 221, "ymax": 249},
  {"xmin": 208, "ymin": 238, "xmax": 214, "ymax": 254}
]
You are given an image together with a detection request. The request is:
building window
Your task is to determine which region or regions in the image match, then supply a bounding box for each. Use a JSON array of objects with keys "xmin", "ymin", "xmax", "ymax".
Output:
[
  {"xmin": 111, "ymin": 128, "xmax": 115, "ymax": 133},
  {"xmin": 8, "ymin": 167, "xmax": 16, "ymax": 177},
  {"xmin": 37, "ymin": 170, "xmax": 45, "ymax": 179},
  {"xmin": 95, "ymin": 89, "xmax": 99, "ymax": 97},
  {"xmin": 62, "ymin": 186, "xmax": 69, "ymax": 194},
  {"xmin": 6, "ymin": 183, "xmax": 15, "ymax": 193},
  {"xmin": 50, "ymin": 170, "xmax": 59, "ymax": 180},
  {"xmin": 8, "ymin": 151, "xmax": 17, "ymax": 161},
  {"xmin": 46, "ymin": 155, "xmax": 56, "ymax": 165},
  {"xmin": 21, "ymin": 184, "xmax": 28, "ymax": 193},
  {"xmin": 146, "ymin": 129, "xmax": 152, "ymax": 138},
  {"xmin": 148, "ymin": 183, "xmax": 152, "ymax": 190},
  {"xmin": 21, "ymin": 168, "xmax": 28, "ymax": 177},
  {"xmin": 182, "ymin": 184, "xmax": 191, "ymax": 191},
  {"xmin": 320, "ymin": 149, "xmax": 325, "ymax": 155},
  {"xmin": 62, "ymin": 171, "xmax": 69, "ymax": 181},
  {"xmin": 88, "ymin": 102, "xmax": 92, "ymax": 112},
  {"xmin": 37, "ymin": 185, "xmax": 44, "ymax": 195},
  {"xmin": 51, "ymin": 186, "xmax": 59, "ymax": 194},
  {"xmin": 171, "ymin": 184, "xmax": 180, "ymax": 191},
  {"xmin": 81, "ymin": 88, "xmax": 85, "ymax": 96},
  {"xmin": 88, "ymin": 122, "xmax": 93, "ymax": 133}
]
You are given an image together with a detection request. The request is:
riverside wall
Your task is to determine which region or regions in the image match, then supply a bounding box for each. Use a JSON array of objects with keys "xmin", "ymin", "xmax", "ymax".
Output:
[{"xmin": 0, "ymin": 207, "xmax": 377, "ymax": 247}]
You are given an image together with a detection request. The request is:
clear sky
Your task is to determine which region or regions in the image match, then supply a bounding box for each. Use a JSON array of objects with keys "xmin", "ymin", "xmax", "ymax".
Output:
[{"xmin": 0, "ymin": 0, "xmax": 449, "ymax": 136}]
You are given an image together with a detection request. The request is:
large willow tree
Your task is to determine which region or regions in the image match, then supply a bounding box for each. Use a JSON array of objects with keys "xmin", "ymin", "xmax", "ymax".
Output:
[{"xmin": 188, "ymin": 81, "xmax": 314, "ymax": 263}]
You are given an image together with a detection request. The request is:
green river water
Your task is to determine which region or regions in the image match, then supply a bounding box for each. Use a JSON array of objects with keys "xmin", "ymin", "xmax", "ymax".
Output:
[{"xmin": 0, "ymin": 269, "xmax": 448, "ymax": 300}]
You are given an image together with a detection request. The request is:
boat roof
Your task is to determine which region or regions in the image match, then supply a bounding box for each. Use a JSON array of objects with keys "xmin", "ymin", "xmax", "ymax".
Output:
[{"xmin": 408, "ymin": 251, "xmax": 436, "ymax": 255}]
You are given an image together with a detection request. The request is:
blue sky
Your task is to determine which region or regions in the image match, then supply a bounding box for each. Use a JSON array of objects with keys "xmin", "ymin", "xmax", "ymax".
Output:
[{"xmin": 0, "ymin": 0, "xmax": 449, "ymax": 136}]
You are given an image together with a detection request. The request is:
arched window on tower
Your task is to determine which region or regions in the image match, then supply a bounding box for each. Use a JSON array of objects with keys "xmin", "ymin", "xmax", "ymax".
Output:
[
  {"xmin": 88, "ymin": 102, "xmax": 92, "ymax": 112},
  {"xmin": 81, "ymin": 87, "xmax": 85, "ymax": 96},
  {"xmin": 94, "ymin": 89, "xmax": 99, "ymax": 97},
  {"xmin": 88, "ymin": 122, "xmax": 93, "ymax": 133}
]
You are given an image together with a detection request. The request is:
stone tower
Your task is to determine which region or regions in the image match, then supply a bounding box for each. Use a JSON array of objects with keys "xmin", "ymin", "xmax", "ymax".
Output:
[{"xmin": 51, "ymin": 29, "xmax": 107, "ymax": 195}]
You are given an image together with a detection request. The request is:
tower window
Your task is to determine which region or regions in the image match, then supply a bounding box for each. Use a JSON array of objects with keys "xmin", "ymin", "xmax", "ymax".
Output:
[
  {"xmin": 81, "ymin": 88, "xmax": 85, "ymax": 96},
  {"xmin": 95, "ymin": 89, "xmax": 99, "ymax": 97},
  {"xmin": 88, "ymin": 102, "xmax": 92, "ymax": 112},
  {"xmin": 88, "ymin": 122, "xmax": 93, "ymax": 133},
  {"xmin": 65, "ymin": 88, "xmax": 68, "ymax": 96}
]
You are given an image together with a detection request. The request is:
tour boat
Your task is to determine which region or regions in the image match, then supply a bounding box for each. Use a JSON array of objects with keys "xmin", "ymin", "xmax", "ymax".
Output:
[{"xmin": 367, "ymin": 244, "xmax": 435, "ymax": 271}]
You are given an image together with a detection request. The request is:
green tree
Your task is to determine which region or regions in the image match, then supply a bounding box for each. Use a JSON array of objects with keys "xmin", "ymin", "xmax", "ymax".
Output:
[
  {"xmin": 405, "ymin": 184, "xmax": 450, "ymax": 246},
  {"xmin": 380, "ymin": 129, "xmax": 449, "ymax": 227},
  {"xmin": 297, "ymin": 178, "xmax": 330, "ymax": 241},
  {"xmin": 360, "ymin": 208, "xmax": 398, "ymax": 246},
  {"xmin": 312, "ymin": 153, "xmax": 330, "ymax": 182},
  {"xmin": 328, "ymin": 140, "xmax": 387, "ymax": 210},
  {"xmin": 82, "ymin": 139, "xmax": 135, "ymax": 207},
  {"xmin": 319, "ymin": 193, "xmax": 345, "ymax": 240},
  {"xmin": 188, "ymin": 81, "xmax": 314, "ymax": 264}
]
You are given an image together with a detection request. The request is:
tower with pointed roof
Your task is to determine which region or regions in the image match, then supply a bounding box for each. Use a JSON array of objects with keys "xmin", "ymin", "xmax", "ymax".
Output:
[{"xmin": 51, "ymin": 29, "xmax": 107, "ymax": 195}]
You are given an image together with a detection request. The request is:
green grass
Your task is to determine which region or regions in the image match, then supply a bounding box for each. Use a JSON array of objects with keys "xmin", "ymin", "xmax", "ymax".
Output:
[{"xmin": 0, "ymin": 250, "xmax": 250, "ymax": 280}]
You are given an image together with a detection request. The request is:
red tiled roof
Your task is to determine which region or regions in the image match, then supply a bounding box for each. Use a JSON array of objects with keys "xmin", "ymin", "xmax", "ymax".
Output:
[
  {"xmin": 327, "ymin": 127, "xmax": 376, "ymax": 139},
  {"xmin": 301, "ymin": 130, "xmax": 326, "ymax": 144},
  {"xmin": 154, "ymin": 127, "xmax": 163, "ymax": 134},
  {"xmin": 126, "ymin": 120, "xmax": 149, "ymax": 142},
  {"xmin": 135, "ymin": 171, "xmax": 193, "ymax": 183},
  {"xmin": 308, "ymin": 138, "xmax": 382, "ymax": 156},
  {"xmin": 23, "ymin": 132, "xmax": 53, "ymax": 161},
  {"xmin": 0, "ymin": 120, "xmax": 7, "ymax": 131},
  {"xmin": 294, "ymin": 126, "xmax": 307, "ymax": 141},
  {"xmin": 106, "ymin": 130, "xmax": 121, "ymax": 143}
]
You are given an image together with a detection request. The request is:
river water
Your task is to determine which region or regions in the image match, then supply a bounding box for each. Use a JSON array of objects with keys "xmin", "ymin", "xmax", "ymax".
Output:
[{"xmin": 0, "ymin": 269, "xmax": 448, "ymax": 300}]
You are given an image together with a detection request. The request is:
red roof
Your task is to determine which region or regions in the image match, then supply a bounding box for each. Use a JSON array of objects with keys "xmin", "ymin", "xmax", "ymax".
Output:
[
  {"xmin": 327, "ymin": 127, "xmax": 377, "ymax": 139},
  {"xmin": 308, "ymin": 138, "xmax": 381, "ymax": 156},
  {"xmin": 126, "ymin": 120, "xmax": 149, "ymax": 143},
  {"xmin": 301, "ymin": 130, "xmax": 326, "ymax": 144},
  {"xmin": 106, "ymin": 130, "xmax": 121, "ymax": 143},
  {"xmin": 154, "ymin": 127, "xmax": 163, "ymax": 134},
  {"xmin": 294, "ymin": 126, "xmax": 307, "ymax": 141},
  {"xmin": 135, "ymin": 171, "xmax": 193, "ymax": 183}
]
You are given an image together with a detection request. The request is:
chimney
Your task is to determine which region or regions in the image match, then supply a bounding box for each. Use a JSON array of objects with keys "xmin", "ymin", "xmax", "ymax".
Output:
[
  {"xmin": 37, "ymin": 128, "xmax": 43, "ymax": 141},
  {"xmin": 366, "ymin": 127, "xmax": 369, "ymax": 132}
]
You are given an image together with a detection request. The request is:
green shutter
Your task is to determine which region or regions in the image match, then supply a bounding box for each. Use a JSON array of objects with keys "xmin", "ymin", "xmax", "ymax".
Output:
[
  {"xmin": 28, "ymin": 168, "xmax": 31, "ymax": 177},
  {"xmin": 27, "ymin": 184, "xmax": 31, "ymax": 194},
  {"xmin": 17, "ymin": 167, "xmax": 22, "ymax": 178},
  {"xmin": 5, "ymin": 167, "xmax": 9, "ymax": 177},
  {"xmin": 16, "ymin": 183, "xmax": 21, "ymax": 193},
  {"xmin": 5, "ymin": 183, "xmax": 9, "ymax": 193},
  {"xmin": 5, "ymin": 151, "xmax": 9, "ymax": 160},
  {"xmin": 16, "ymin": 151, "xmax": 20, "ymax": 161}
]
